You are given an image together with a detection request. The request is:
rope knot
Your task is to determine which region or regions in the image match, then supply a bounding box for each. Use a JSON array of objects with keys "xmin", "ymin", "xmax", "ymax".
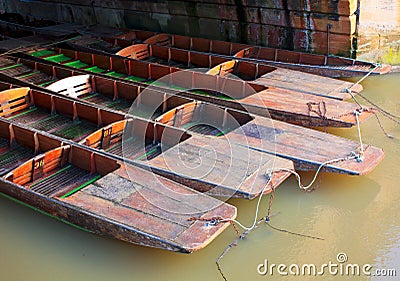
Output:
[{"xmin": 351, "ymin": 151, "xmax": 364, "ymax": 163}]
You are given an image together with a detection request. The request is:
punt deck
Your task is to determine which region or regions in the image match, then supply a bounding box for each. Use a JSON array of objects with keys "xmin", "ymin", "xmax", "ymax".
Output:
[{"xmin": 0, "ymin": 118, "xmax": 236, "ymax": 253}]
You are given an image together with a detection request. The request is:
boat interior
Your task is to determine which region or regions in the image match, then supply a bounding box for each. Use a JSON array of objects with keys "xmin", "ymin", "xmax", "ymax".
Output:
[
  {"xmin": 155, "ymin": 101, "xmax": 253, "ymax": 136},
  {"xmin": 116, "ymin": 43, "xmax": 277, "ymax": 81},
  {"xmin": 0, "ymin": 87, "xmax": 123, "ymax": 141},
  {"xmin": 0, "ymin": 118, "xmax": 61, "ymax": 176},
  {"xmin": 25, "ymin": 48, "xmax": 266, "ymax": 99},
  {"xmin": 4, "ymin": 143, "xmax": 120, "ymax": 198}
]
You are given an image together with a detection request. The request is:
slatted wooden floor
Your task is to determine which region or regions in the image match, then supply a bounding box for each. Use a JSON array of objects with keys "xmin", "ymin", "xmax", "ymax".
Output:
[
  {"xmin": 105, "ymin": 137, "xmax": 162, "ymax": 161},
  {"xmin": 0, "ymin": 140, "xmax": 34, "ymax": 176},
  {"xmin": 80, "ymin": 93, "xmax": 133, "ymax": 113},
  {"xmin": 8, "ymin": 107, "xmax": 97, "ymax": 141},
  {"xmin": 28, "ymin": 164, "xmax": 101, "ymax": 197}
]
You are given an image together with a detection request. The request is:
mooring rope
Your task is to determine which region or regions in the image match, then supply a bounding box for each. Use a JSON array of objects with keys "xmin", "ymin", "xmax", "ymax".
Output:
[
  {"xmin": 348, "ymin": 64, "xmax": 381, "ymax": 92},
  {"xmin": 343, "ymin": 63, "xmax": 399, "ymax": 139},
  {"xmin": 212, "ymin": 63, "xmax": 398, "ymax": 280},
  {"xmin": 354, "ymin": 109, "xmax": 365, "ymax": 160}
]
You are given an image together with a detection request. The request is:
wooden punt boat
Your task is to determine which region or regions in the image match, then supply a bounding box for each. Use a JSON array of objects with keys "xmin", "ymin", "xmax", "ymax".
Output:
[
  {"xmin": 66, "ymin": 37, "xmax": 363, "ymax": 100},
  {"xmin": 114, "ymin": 43, "xmax": 365, "ymax": 98},
  {"xmin": 0, "ymin": 86, "xmax": 292, "ymax": 199},
  {"xmin": 124, "ymin": 32, "xmax": 392, "ymax": 78},
  {"xmin": 153, "ymin": 100, "xmax": 384, "ymax": 175},
  {"xmin": 0, "ymin": 118, "xmax": 236, "ymax": 253},
  {"xmin": 6, "ymin": 49, "xmax": 374, "ymax": 128},
  {"xmin": 37, "ymin": 77, "xmax": 384, "ymax": 176}
]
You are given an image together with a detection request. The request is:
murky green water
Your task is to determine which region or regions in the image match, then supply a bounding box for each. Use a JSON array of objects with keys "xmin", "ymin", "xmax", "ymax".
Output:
[{"xmin": 1, "ymin": 73, "xmax": 399, "ymax": 281}]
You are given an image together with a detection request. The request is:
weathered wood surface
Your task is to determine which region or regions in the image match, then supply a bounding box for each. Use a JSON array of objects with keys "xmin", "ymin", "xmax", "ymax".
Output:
[
  {"xmin": 147, "ymin": 134, "xmax": 293, "ymax": 199},
  {"xmin": 4, "ymin": 49, "xmax": 373, "ymax": 128},
  {"xmin": 255, "ymin": 68, "xmax": 361, "ymax": 98},
  {"xmin": 241, "ymin": 87, "xmax": 373, "ymax": 127},
  {"xmin": 0, "ymin": 119, "xmax": 237, "ymax": 252},
  {"xmin": 81, "ymin": 118, "xmax": 293, "ymax": 199},
  {"xmin": 0, "ymin": 36, "xmax": 51, "ymax": 52},
  {"xmin": 59, "ymin": 165, "xmax": 237, "ymax": 252},
  {"xmin": 154, "ymin": 101, "xmax": 384, "ymax": 176},
  {"xmin": 228, "ymin": 116, "xmax": 384, "ymax": 175}
]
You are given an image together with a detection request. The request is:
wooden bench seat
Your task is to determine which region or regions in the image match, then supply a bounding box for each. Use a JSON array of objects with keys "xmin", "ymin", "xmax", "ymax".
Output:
[{"xmin": 4, "ymin": 145, "xmax": 102, "ymax": 198}]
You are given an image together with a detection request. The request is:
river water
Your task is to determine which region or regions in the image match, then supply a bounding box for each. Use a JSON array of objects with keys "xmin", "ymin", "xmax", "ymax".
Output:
[{"xmin": 0, "ymin": 72, "xmax": 399, "ymax": 281}]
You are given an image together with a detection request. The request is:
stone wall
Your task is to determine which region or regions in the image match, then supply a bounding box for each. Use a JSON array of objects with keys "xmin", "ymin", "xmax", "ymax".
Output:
[
  {"xmin": 357, "ymin": 0, "xmax": 400, "ymax": 63},
  {"xmin": 0, "ymin": 0, "xmax": 359, "ymax": 56}
]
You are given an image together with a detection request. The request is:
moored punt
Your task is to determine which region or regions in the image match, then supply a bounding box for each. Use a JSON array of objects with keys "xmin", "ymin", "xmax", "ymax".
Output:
[
  {"xmin": 30, "ymin": 77, "xmax": 383, "ymax": 176},
  {"xmin": 153, "ymin": 101, "xmax": 385, "ymax": 175},
  {"xmin": 68, "ymin": 39, "xmax": 363, "ymax": 99},
  {"xmin": 0, "ymin": 87, "xmax": 292, "ymax": 199},
  {"xmin": 70, "ymin": 30, "xmax": 391, "ymax": 78},
  {"xmin": 5, "ymin": 49, "xmax": 374, "ymax": 127},
  {"xmin": 114, "ymin": 43, "xmax": 363, "ymax": 99},
  {"xmin": 0, "ymin": 118, "xmax": 236, "ymax": 253},
  {"xmin": 139, "ymin": 32, "xmax": 392, "ymax": 78}
]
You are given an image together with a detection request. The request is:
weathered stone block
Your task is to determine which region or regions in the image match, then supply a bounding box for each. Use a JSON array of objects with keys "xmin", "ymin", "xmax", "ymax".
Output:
[
  {"xmin": 261, "ymin": 24, "xmax": 280, "ymax": 48},
  {"xmin": 291, "ymin": 11, "xmax": 353, "ymax": 35},
  {"xmin": 196, "ymin": 3, "xmax": 219, "ymax": 18},
  {"xmin": 260, "ymin": 8, "xmax": 286, "ymax": 26},
  {"xmin": 244, "ymin": 7, "xmax": 261, "ymax": 23},
  {"xmin": 244, "ymin": 23, "xmax": 263, "ymax": 44},
  {"xmin": 219, "ymin": 5, "xmax": 239, "ymax": 21},
  {"xmin": 198, "ymin": 18, "xmax": 224, "ymax": 40}
]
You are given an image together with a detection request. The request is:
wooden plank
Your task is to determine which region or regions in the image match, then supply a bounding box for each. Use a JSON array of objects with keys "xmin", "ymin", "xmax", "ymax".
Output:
[
  {"xmin": 173, "ymin": 203, "xmax": 236, "ymax": 252},
  {"xmin": 255, "ymin": 68, "xmax": 359, "ymax": 99},
  {"xmin": 148, "ymin": 136, "xmax": 292, "ymax": 198},
  {"xmin": 60, "ymin": 186, "xmax": 187, "ymax": 241},
  {"xmin": 46, "ymin": 75, "xmax": 92, "ymax": 98},
  {"xmin": 0, "ymin": 87, "xmax": 30, "ymax": 104},
  {"xmin": 241, "ymin": 87, "xmax": 373, "ymax": 127},
  {"xmin": 227, "ymin": 117, "xmax": 384, "ymax": 175},
  {"xmin": 144, "ymin": 34, "xmax": 170, "ymax": 46},
  {"xmin": 116, "ymin": 44, "xmax": 149, "ymax": 59}
]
